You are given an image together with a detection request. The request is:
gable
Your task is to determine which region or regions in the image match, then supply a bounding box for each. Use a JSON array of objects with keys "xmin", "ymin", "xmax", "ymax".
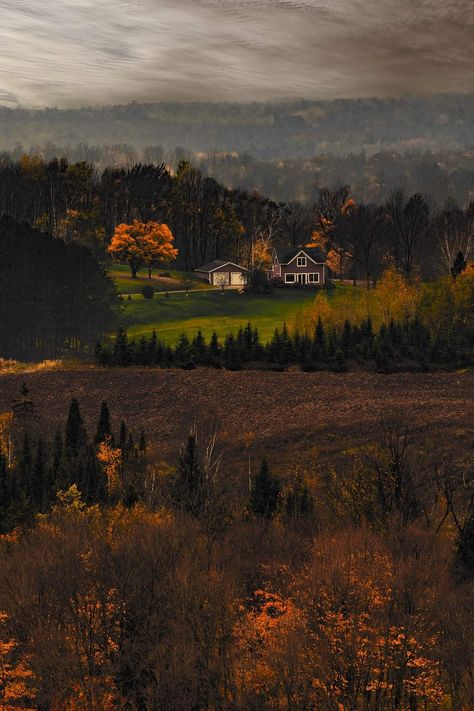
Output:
[{"xmin": 286, "ymin": 249, "xmax": 322, "ymax": 267}]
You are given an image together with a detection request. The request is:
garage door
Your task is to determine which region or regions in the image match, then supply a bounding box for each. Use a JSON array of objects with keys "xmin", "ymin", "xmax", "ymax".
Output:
[
  {"xmin": 213, "ymin": 272, "xmax": 229, "ymax": 285},
  {"xmin": 230, "ymin": 272, "xmax": 245, "ymax": 285}
]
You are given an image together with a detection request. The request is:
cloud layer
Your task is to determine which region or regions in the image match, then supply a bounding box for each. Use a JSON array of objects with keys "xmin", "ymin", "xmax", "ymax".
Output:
[{"xmin": 0, "ymin": 0, "xmax": 472, "ymax": 107}]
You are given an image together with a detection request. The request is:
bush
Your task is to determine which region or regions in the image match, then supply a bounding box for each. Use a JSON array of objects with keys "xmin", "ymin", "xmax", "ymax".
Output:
[
  {"xmin": 270, "ymin": 277, "xmax": 284, "ymax": 288},
  {"xmin": 245, "ymin": 268, "xmax": 274, "ymax": 294},
  {"xmin": 159, "ymin": 271, "xmax": 171, "ymax": 277},
  {"xmin": 141, "ymin": 285, "xmax": 154, "ymax": 299}
]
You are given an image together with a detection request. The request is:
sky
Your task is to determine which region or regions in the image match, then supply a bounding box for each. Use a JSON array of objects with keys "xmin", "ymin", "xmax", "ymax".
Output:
[{"xmin": 0, "ymin": 0, "xmax": 473, "ymax": 107}]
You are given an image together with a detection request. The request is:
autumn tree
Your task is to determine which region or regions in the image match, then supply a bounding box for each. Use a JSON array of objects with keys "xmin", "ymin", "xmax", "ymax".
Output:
[{"xmin": 108, "ymin": 219, "xmax": 177, "ymax": 278}]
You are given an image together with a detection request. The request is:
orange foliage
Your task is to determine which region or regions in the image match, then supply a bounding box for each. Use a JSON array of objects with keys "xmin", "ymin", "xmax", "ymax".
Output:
[
  {"xmin": 0, "ymin": 612, "xmax": 37, "ymax": 710},
  {"xmin": 108, "ymin": 220, "xmax": 177, "ymax": 277}
]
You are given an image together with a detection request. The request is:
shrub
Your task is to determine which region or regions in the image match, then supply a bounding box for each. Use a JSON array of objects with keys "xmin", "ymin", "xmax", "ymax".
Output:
[
  {"xmin": 141, "ymin": 285, "xmax": 154, "ymax": 300},
  {"xmin": 270, "ymin": 277, "xmax": 284, "ymax": 288}
]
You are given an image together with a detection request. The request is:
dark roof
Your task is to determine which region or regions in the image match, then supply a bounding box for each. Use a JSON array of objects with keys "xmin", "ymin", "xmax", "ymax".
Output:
[
  {"xmin": 195, "ymin": 260, "xmax": 247, "ymax": 273},
  {"xmin": 274, "ymin": 246, "xmax": 326, "ymax": 264}
]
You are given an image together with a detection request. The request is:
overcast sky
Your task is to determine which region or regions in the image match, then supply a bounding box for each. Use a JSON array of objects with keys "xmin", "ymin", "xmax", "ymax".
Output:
[{"xmin": 0, "ymin": 0, "xmax": 473, "ymax": 107}]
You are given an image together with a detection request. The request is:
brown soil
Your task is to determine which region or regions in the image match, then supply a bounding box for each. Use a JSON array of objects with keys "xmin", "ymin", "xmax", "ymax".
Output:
[{"xmin": 0, "ymin": 369, "xmax": 472, "ymax": 470}]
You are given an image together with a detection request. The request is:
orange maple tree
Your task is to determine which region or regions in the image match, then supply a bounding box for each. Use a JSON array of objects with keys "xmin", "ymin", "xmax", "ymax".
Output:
[{"xmin": 108, "ymin": 220, "xmax": 177, "ymax": 278}]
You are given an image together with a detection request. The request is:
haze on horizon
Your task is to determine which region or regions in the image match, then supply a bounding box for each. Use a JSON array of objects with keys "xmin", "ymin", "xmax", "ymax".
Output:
[{"xmin": 0, "ymin": 0, "xmax": 473, "ymax": 108}]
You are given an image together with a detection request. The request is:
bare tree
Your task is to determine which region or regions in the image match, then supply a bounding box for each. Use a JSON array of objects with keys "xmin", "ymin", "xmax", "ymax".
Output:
[
  {"xmin": 385, "ymin": 190, "xmax": 431, "ymax": 277},
  {"xmin": 435, "ymin": 201, "xmax": 474, "ymax": 275}
]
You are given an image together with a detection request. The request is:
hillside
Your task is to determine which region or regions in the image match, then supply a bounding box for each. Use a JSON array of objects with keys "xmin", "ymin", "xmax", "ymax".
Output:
[{"xmin": 1, "ymin": 368, "xmax": 471, "ymax": 470}]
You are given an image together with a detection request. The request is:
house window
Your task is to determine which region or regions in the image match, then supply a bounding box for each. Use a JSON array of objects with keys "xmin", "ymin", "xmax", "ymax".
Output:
[
  {"xmin": 297, "ymin": 256, "xmax": 307, "ymax": 267},
  {"xmin": 285, "ymin": 273, "xmax": 295, "ymax": 283},
  {"xmin": 308, "ymin": 273, "xmax": 320, "ymax": 283}
]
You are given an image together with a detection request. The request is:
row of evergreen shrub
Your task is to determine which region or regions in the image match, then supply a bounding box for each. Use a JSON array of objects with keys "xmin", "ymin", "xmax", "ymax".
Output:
[{"xmin": 95, "ymin": 317, "xmax": 474, "ymax": 372}]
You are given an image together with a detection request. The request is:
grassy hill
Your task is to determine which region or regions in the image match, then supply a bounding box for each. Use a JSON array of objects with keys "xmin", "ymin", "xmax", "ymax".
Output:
[{"xmin": 119, "ymin": 288, "xmax": 321, "ymax": 344}]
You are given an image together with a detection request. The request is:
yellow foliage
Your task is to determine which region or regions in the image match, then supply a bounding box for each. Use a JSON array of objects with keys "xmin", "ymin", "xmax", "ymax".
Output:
[
  {"xmin": 293, "ymin": 265, "xmax": 421, "ymax": 334},
  {"xmin": 252, "ymin": 238, "xmax": 272, "ymax": 269},
  {"xmin": 97, "ymin": 439, "xmax": 122, "ymax": 497}
]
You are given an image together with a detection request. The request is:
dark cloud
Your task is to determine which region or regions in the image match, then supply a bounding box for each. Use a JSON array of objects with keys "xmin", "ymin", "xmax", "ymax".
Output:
[{"xmin": 0, "ymin": 0, "xmax": 472, "ymax": 106}]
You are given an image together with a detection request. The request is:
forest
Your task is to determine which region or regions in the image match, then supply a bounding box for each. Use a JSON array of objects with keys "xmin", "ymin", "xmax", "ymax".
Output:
[
  {"xmin": 1, "ymin": 95, "xmax": 473, "ymax": 158},
  {"xmin": 0, "ymin": 388, "xmax": 472, "ymax": 709}
]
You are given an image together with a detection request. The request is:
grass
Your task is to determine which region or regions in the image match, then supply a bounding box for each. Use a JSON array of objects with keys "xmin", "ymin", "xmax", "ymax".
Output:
[
  {"xmin": 119, "ymin": 288, "xmax": 328, "ymax": 344},
  {"xmin": 110, "ymin": 263, "xmax": 211, "ymax": 294}
]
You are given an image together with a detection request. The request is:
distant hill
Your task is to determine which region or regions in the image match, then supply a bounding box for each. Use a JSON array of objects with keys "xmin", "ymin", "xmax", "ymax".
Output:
[{"xmin": 1, "ymin": 94, "xmax": 473, "ymax": 159}]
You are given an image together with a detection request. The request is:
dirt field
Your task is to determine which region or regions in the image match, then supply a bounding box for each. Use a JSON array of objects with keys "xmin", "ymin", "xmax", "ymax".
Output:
[{"xmin": 1, "ymin": 368, "xmax": 472, "ymax": 471}]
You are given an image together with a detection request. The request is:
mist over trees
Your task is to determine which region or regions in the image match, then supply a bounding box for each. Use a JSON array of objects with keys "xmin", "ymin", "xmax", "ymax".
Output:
[
  {"xmin": 1, "ymin": 95, "xmax": 473, "ymax": 206},
  {"xmin": 1, "ymin": 95, "xmax": 473, "ymax": 158}
]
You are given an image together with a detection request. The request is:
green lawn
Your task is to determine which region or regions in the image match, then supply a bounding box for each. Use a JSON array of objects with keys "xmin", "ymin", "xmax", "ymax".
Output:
[
  {"xmin": 118, "ymin": 288, "xmax": 322, "ymax": 344},
  {"xmin": 110, "ymin": 263, "xmax": 211, "ymax": 295}
]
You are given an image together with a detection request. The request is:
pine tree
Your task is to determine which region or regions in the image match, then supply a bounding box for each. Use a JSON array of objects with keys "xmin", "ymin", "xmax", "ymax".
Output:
[
  {"xmin": 172, "ymin": 434, "xmax": 205, "ymax": 516},
  {"xmin": 224, "ymin": 334, "xmax": 242, "ymax": 370},
  {"xmin": 94, "ymin": 401, "xmax": 113, "ymax": 445},
  {"xmin": 148, "ymin": 329, "xmax": 158, "ymax": 364},
  {"xmin": 175, "ymin": 334, "xmax": 195, "ymax": 369},
  {"xmin": 209, "ymin": 331, "xmax": 221, "ymax": 368},
  {"xmin": 113, "ymin": 327, "xmax": 131, "ymax": 366},
  {"xmin": 65, "ymin": 398, "xmax": 86, "ymax": 458},
  {"xmin": 192, "ymin": 330, "xmax": 208, "ymax": 365},
  {"xmin": 250, "ymin": 459, "xmax": 281, "ymax": 520}
]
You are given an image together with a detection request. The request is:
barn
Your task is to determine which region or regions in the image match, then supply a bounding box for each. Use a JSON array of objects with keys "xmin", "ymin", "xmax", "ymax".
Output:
[{"xmin": 194, "ymin": 260, "xmax": 248, "ymax": 287}]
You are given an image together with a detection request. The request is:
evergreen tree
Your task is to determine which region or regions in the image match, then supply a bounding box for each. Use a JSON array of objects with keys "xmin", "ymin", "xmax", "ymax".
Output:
[
  {"xmin": 175, "ymin": 334, "xmax": 195, "ymax": 369},
  {"xmin": 224, "ymin": 334, "xmax": 242, "ymax": 370},
  {"xmin": 192, "ymin": 330, "xmax": 208, "ymax": 365},
  {"xmin": 94, "ymin": 401, "xmax": 113, "ymax": 445},
  {"xmin": 208, "ymin": 331, "xmax": 221, "ymax": 368},
  {"xmin": 172, "ymin": 434, "xmax": 205, "ymax": 516},
  {"xmin": 250, "ymin": 459, "xmax": 281, "ymax": 520},
  {"xmin": 113, "ymin": 327, "xmax": 131, "ymax": 366},
  {"xmin": 65, "ymin": 398, "xmax": 86, "ymax": 458}
]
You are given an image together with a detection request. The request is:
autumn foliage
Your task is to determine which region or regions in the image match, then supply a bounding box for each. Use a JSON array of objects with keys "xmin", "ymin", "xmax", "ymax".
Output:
[{"xmin": 108, "ymin": 220, "xmax": 177, "ymax": 278}]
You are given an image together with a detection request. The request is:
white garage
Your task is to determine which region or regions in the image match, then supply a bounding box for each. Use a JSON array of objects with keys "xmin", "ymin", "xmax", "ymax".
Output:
[{"xmin": 194, "ymin": 260, "xmax": 248, "ymax": 287}]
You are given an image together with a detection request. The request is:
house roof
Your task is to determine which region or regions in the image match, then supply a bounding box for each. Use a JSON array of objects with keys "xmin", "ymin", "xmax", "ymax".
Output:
[
  {"xmin": 274, "ymin": 246, "xmax": 326, "ymax": 264},
  {"xmin": 195, "ymin": 260, "xmax": 248, "ymax": 273}
]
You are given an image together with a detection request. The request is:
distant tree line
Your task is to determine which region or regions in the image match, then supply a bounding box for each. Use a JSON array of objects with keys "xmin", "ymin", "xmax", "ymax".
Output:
[
  {"xmin": 96, "ymin": 313, "xmax": 474, "ymax": 373},
  {"xmin": 0, "ymin": 153, "xmax": 472, "ymax": 279},
  {"xmin": 1, "ymin": 95, "xmax": 473, "ymax": 159},
  {"xmin": 0, "ymin": 216, "xmax": 119, "ymax": 361}
]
